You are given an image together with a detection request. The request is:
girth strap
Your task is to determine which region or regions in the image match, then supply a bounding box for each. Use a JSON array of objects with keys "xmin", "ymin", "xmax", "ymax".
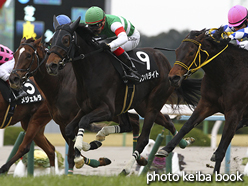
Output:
[
  {"xmin": 0, "ymin": 103, "xmax": 17, "ymax": 129},
  {"xmin": 119, "ymin": 84, "xmax": 135, "ymax": 115}
]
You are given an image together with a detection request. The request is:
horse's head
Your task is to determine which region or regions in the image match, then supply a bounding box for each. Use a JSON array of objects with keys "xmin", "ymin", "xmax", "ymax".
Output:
[
  {"xmin": 46, "ymin": 16, "xmax": 81, "ymax": 76},
  {"xmin": 169, "ymin": 29, "xmax": 206, "ymax": 87},
  {"xmin": 9, "ymin": 37, "xmax": 45, "ymax": 90}
]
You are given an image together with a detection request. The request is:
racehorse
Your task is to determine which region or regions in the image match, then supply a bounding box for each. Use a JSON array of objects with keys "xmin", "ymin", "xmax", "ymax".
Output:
[
  {"xmin": 156, "ymin": 27, "xmax": 248, "ymax": 173},
  {"xmin": 9, "ymin": 37, "xmax": 147, "ymax": 172},
  {"xmin": 0, "ymin": 77, "xmax": 55, "ymax": 174},
  {"xmin": 44, "ymin": 17, "xmax": 201, "ymax": 175}
]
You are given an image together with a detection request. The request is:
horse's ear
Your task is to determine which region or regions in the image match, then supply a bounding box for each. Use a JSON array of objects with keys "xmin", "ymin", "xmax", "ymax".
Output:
[
  {"xmin": 34, "ymin": 37, "xmax": 42, "ymax": 47},
  {"xmin": 53, "ymin": 15, "xmax": 60, "ymax": 29},
  {"xmin": 197, "ymin": 30, "xmax": 206, "ymax": 43},
  {"xmin": 20, "ymin": 37, "xmax": 26, "ymax": 44},
  {"xmin": 70, "ymin": 16, "xmax": 81, "ymax": 31}
]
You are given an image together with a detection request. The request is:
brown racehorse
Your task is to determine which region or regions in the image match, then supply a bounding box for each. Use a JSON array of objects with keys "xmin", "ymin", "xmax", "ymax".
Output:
[
  {"xmin": 44, "ymin": 17, "xmax": 201, "ymax": 175},
  {"xmin": 9, "ymin": 37, "xmax": 148, "ymax": 172},
  {"xmin": 156, "ymin": 27, "xmax": 248, "ymax": 173},
  {"xmin": 0, "ymin": 77, "xmax": 54, "ymax": 174}
]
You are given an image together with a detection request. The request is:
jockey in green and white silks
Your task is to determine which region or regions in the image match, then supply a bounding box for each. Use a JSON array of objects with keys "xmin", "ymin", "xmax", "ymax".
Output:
[
  {"xmin": 85, "ymin": 6, "xmax": 141, "ymax": 83},
  {"xmin": 97, "ymin": 14, "xmax": 139, "ymax": 52}
]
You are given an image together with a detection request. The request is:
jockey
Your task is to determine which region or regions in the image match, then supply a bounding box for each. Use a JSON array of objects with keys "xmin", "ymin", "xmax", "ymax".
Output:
[
  {"xmin": 85, "ymin": 6, "xmax": 141, "ymax": 83},
  {"xmin": 0, "ymin": 44, "xmax": 27, "ymax": 100},
  {"xmin": 223, "ymin": 5, "xmax": 248, "ymax": 49}
]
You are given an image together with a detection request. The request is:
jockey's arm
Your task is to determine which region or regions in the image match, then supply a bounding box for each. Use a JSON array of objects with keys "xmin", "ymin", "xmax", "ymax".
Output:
[
  {"xmin": 228, "ymin": 27, "xmax": 248, "ymax": 40},
  {"xmin": 108, "ymin": 22, "xmax": 128, "ymax": 49}
]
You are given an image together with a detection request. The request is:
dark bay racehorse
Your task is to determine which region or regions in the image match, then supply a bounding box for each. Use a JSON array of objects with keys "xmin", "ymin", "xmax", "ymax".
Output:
[
  {"xmin": 0, "ymin": 77, "xmax": 55, "ymax": 174},
  {"xmin": 157, "ymin": 27, "xmax": 248, "ymax": 173},
  {"xmin": 45, "ymin": 17, "xmax": 201, "ymax": 175},
  {"xmin": 9, "ymin": 37, "xmax": 147, "ymax": 171}
]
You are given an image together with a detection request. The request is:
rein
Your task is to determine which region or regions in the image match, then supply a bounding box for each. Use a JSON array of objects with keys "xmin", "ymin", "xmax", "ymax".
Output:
[
  {"xmin": 175, "ymin": 38, "xmax": 228, "ymax": 77},
  {"xmin": 12, "ymin": 43, "xmax": 48, "ymax": 81},
  {"xmin": 49, "ymin": 30, "xmax": 104, "ymax": 67}
]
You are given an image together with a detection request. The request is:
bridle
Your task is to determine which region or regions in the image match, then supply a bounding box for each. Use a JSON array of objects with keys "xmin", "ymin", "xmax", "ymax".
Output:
[
  {"xmin": 12, "ymin": 43, "xmax": 48, "ymax": 81},
  {"xmin": 47, "ymin": 26, "xmax": 103, "ymax": 68},
  {"xmin": 174, "ymin": 38, "xmax": 228, "ymax": 78}
]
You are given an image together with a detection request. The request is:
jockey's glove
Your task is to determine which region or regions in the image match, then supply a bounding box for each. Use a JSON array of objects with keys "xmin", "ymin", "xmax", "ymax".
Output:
[{"xmin": 99, "ymin": 42, "xmax": 111, "ymax": 51}]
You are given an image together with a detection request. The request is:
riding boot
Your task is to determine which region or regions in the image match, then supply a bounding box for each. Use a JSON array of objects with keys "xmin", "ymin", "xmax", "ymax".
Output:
[
  {"xmin": 13, "ymin": 89, "xmax": 27, "ymax": 100},
  {"xmin": 117, "ymin": 51, "xmax": 141, "ymax": 83}
]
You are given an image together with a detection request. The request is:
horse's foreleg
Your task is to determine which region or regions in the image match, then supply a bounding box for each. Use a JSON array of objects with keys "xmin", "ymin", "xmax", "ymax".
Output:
[
  {"xmin": 213, "ymin": 112, "xmax": 239, "ymax": 174},
  {"xmin": 129, "ymin": 112, "xmax": 140, "ymax": 152},
  {"xmin": 120, "ymin": 109, "xmax": 158, "ymax": 175},
  {"xmin": 211, "ymin": 117, "xmax": 248, "ymax": 162},
  {"xmin": 156, "ymin": 103, "xmax": 211, "ymax": 157},
  {"xmin": 65, "ymin": 109, "xmax": 85, "ymax": 140},
  {"xmin": 74, "ymin": 105, "xmax": 112, "ymax": 169},
  {"xmin": 96, "ymin": 112, "xmax": 133, "ymax": 141},
  {"xmin": 33, "ymin": 128, "xmax": 56, "ymax": 175},
  {"xmin": 0, "ymin": 123, "xmax": 33, "ymax": 174}
]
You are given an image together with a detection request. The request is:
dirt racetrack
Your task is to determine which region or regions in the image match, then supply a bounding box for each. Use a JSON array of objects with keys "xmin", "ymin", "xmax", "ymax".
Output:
[{"xmin": 1, "ymin": 145, "xmax": 248, "ymax": 176}]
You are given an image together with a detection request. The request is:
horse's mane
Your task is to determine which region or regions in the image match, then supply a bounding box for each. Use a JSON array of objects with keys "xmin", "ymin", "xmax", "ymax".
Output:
[
  {"xmin": 26, "ymin": 38, "xmax": 36, "ymax": 43},
  {"xmin": 75, "ymin": 23, "xmax": 95, "ymax": 40},
  {"xmin": 23, "ymin": 38, "xmax": 46, "ymax": 54}
]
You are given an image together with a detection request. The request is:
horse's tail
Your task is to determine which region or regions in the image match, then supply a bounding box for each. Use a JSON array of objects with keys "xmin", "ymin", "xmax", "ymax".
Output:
[{"xmin": 172, "ymin": 78, "xmax": 202, "ymax": 110}]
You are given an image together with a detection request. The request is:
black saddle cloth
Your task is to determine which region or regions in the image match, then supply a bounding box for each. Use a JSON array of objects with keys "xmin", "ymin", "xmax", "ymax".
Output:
[{"xmin": 0, "ymin": 79, "xmax": 44, "ymax": 104}]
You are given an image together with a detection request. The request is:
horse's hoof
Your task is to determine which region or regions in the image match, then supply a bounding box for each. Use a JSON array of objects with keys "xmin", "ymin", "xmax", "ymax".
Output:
[
  {"xmin": 119, "ymin": 169, "xmax": 128, "ymax": 176},
  {"xmin": 89, "ymin": 140, "xmax": 102, "ymax": 150},
  {"xmin": 136, "ymin": 156, "xmax": 148, "ymax": 166},
  {"xmin": 155, "ymin": 149, "xmax": 169, "ymax": 157},
  {"xmin": 184, "ymin": 137, "xmax": 195, "ymax": 145},
  {"xmin": 74, "ymin": 156, "xmax": 85, "ymax": 169},
  {"xmin": 99, "ymin": 157, "xmax": 111, "ymax": 166},
  {"xmin": 96, "ymin": 135, "xmax": 105, "ymax": 142},
  {"xmin": 210, "ymin": 154, "xmax": 216, "ymax": 162}
]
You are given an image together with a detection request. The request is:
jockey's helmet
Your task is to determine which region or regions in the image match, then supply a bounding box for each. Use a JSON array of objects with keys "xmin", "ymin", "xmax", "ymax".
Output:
[
  {"xmin": 54, "ymin": 14, "xmax": 71, "ymax": 28},
  {"xmin": 85, "ymin": 6, "xmax": 105, "ymax": 25},
  {"xmin": 228, "ymin": 5, "xmax": 248, "ymax": 27},
  {"xmin": 0, "ymin": 44, "xmax": 13, "ymax": 64}
]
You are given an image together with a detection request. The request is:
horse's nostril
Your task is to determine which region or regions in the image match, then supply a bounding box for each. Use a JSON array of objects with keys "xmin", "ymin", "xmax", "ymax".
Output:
[{"xmin": 169, "ymin": 75, "xmax": 181, "ymax": 87}]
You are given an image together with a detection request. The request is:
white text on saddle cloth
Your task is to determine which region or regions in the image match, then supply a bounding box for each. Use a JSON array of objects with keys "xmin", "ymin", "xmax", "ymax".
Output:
[
  {"xmin": 140, "ymin": 70, "xmax": 159, "ymax": 82},
  {"xmin": 20, "ymin": 95, "xmax": 43, "ymax": 104}
]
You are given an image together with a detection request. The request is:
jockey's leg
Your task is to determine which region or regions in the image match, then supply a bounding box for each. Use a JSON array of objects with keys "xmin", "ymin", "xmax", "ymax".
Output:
[{"xmin": 113, "ymin": 48, "xmax": 141, "ymax": 83}]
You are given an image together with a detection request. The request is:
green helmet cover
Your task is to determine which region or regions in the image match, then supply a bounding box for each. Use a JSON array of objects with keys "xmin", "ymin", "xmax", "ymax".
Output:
[{"xmin": 85, "ymin": 6, "xmax": 105, "ymax": 25}]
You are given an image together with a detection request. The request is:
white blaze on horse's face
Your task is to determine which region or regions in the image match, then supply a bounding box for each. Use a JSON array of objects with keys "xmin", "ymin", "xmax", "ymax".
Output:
[{"xmin": 19, "ymin": 47, "xmax": 25, "ymax": 59}]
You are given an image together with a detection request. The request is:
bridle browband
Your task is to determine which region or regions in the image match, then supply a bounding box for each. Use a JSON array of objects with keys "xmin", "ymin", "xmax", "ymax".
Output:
[
  {"xmin": 174, "ymin": 38, "xmax": 228, "ymax": 78},
  {"xmin": 12, "ymin": 43, "xmax": 48, "ymax": 81},
  {"xmin": 48, "ymin": 27, "xmax": 103, "ymax": 67}
]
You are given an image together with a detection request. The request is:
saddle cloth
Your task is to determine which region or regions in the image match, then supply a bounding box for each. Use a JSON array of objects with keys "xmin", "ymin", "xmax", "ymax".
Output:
[{"xmin": 0, "ymin": 79, "xmax": 44, "ymax": 128}]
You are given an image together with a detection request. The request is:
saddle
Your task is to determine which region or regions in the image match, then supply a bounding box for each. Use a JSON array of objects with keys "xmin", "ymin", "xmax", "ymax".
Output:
[
  {"xmin": 0, "ymin": 79, "xmax": 44, "ymax": 128},
  {"xmin": 109, "ymin": 48, "xmax": 160, "ymax": 115}
]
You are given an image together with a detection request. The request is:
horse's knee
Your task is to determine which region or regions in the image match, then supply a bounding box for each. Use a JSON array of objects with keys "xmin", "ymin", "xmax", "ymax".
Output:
[{"xmin": 65, "ymin": 125, "xmax": 76, "ymax": 140}]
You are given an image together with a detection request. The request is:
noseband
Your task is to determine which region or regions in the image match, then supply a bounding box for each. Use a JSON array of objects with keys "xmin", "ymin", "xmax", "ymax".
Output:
[
  {"xmin": 48, "ymin": 26, "xmax": 105, "ymax": 67},
  {"xmin": 48, "ymin": 28, "xmax": 86, "ymax": 67},
  {"xmin": 12, "ymin": 43, "xmax": 48, "ymax": 81},
  {"xmin": 175, "ymin": 38, "xmax": 228, "ymax": 78}
]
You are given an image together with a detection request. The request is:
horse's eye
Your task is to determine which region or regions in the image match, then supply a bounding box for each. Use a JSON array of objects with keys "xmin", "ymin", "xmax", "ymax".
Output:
[
  {"xmin": 27, "ymin": 54, "xmax": 32, "ymax": 58},
  {"xmin": 189, "ymin": 52, "xmax": 194, "ymax": 56},
  {"xmin": 63, "ymin": 39, "xmax": 69, "ymax": 45}
]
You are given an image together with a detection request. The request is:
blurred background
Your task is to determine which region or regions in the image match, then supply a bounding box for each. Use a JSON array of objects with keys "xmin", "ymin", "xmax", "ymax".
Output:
[{"xmin": 1, "ymin": 0, "xmax": 248, "ymax": 146}]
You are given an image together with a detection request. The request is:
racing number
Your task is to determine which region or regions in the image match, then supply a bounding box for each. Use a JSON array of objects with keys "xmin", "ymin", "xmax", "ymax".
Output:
[
  {"xmin": 24, "ymin": 82, "xmax": 35, "ymax": 95},
  {"xmin": 136, "ymin": 51, "xmax": 150, "ymax": 70}
]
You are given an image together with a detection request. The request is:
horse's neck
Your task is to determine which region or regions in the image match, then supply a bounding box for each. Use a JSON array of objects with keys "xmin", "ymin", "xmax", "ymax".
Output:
[{"xmin": 34, "ymin": 62, "xmax": 61, "ymax": 101}]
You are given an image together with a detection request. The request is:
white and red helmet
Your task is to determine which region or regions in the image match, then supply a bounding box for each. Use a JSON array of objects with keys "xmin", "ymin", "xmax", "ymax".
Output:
[
  {"xmin": 228, "ymin": 5, "xmax": 248, "ymax": 27},
  {"xmin": 0, "ymin": 44, "xmax": 13, "ymax": 64}
]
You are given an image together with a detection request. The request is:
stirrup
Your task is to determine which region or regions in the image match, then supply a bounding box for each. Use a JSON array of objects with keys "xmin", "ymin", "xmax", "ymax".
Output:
[{"xmin": 122, "ymin": 73, "xmax": 140, "ymax": 83}]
